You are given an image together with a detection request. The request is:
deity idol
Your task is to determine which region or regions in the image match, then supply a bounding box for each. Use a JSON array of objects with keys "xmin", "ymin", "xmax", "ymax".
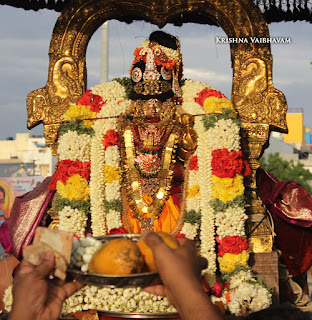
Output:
[{"xmin": 1, "ymin": 31, "xmax": 274, "ymax": 317}]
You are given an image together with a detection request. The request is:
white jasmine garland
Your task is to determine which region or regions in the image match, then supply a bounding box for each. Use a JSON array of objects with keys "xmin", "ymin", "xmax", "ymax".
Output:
[
  {"xmin": 61, "ymin": 286, "xmax": 177, "ymax": 314},
  {"xmin": 227, "ymin": 282, "xmax": 272, "ymax": 316},
  {"xmin": 181, "ymin": 84, "xmax": 216, "ymax": 285},
  {"xmin": 3, "ymin": 285, "xmax": 13, "ymax": 312},
  {"xmin": 58, "ymin": 206, "xmax": 87, "ymax": 238},
  {"xmin": 228, "ymin": 269, "xmax": 254, "ymax": 289},
  {"xmin": 182, "ymin": 80, "xmax": 211, "ymax": 103},
  {"xmin": 181, "ymin": 222, "xmax": 199, "ymax": 240},
  {"xmin": 106, "ymin": 210, "xmax": 123, "ymax": 231},
  {"xmin": 215, "ymin": 206, "xmax": 248, "ymax": 237},
  {"xmin": 91, "ymin": 81, "xmax": 126, "ymax": 104},
  {"xmin": 205, "ymin": 118, "xmax": 241, "ymax": 151},
  {"xmin": 57, "ymin": 131, "xmax": 92, "ymax": 162}
]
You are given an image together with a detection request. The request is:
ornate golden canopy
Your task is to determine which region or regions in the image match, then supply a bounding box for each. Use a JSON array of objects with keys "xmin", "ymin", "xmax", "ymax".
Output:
[{"xmin": 27, "ymin": 0, "xmax": 288, "ymax": 252}]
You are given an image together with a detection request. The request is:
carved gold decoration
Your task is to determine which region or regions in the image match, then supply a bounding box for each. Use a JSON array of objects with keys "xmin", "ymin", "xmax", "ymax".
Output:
[{"xmin": 27, "ymin": 0, "xmax": 288, "ymax": 252}]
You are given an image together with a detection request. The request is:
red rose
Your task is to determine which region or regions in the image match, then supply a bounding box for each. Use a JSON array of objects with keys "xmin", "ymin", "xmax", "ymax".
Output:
[
  {"xmin": 67, "ymin": 161, "xmax": 82, "ymax": 176},
  {"xmin": 211, "ymin": 149, "xmax": 247, "ymax": 178},
  {"xmin": 81, "ymin": 162, "xmax": 91, "ymax": 180},
  {"xmin": 49, "ymin": 160, "xmax": 91, "ymax": 190},
  {"xmin": 175, "ymin": 233, "xmax": 186, "ymax": 239},
  {"xmin": 76, "ymin": 89, "xmax": 105, "ymax": 113},
  {"xmin": 189, "ymin": 156, "xmax": 198, "ymax": 171},
  {"xmin": 217, "ymin": 236, "xmax": 249, "ymax": 256},
  {"xmin": 102, "ymin": 130, "xmax": 120, "ymax": 150},
  {"xmin": 194, "ymin": 89, "xmax": 227, "ymax": 107},
  {"xmin": 76, "ymin": 90, "xmax": 92, "ymax": 106},
  {"xmin": 211, "ymin": 282, "xmax": 223, "ymax": 298}
]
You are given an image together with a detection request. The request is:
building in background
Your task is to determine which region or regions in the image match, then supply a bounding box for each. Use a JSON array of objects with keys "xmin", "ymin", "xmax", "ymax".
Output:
[
  {"xmin": 263, "ymin": 107, "xmax": 312, "ymax": 173},
  {"xmin": 0, "ymin": 133, "xmax": 54, "ymax": 177},
  {"xmin": 282, "ymin": 108, "xmax": 310, "ymax": 153}
]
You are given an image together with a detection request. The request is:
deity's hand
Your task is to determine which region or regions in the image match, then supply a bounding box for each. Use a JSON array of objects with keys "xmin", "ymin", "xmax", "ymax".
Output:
[
  {"xmin": 8, "ymin": 252, "xmax": 84, "ymax": 320},
  {"xmin": 142, "ymin": 231, "xmax": 221, "ymax": 320},
  {"xmin": 178, "ymin": 114, "xmax": 197, "ymax": 161}
]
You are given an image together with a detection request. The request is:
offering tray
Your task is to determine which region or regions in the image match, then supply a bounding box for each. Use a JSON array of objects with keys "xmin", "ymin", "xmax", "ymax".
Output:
[{"xmin": 67, "ymin": 234, "xmax": 162, "ymax": 288}]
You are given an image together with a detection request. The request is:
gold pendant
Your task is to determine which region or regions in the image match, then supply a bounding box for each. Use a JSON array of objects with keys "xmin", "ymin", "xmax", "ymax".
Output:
[{"xmin": 140, "ymin": 217, "xmax": 154, "ymax": 230}]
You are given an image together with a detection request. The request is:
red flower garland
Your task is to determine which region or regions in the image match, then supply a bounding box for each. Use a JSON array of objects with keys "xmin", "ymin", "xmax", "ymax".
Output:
[
  {"xmin": 102, "ymin": 130, "xmax": 120, "ymax": 150},
  {"xmin": 194, "ymin": 89, "xmax": 227, "ymax": 107},
  {"xmin": 76, "ymin": 89, "xmax": 105, "ymax": 113},
  {"xmin": 49, "ymin": 160, "xmax": 91, "ymax": 190},
  {"xmin": 216, "ymin": 236, "xmax": 249, "ymax": 257},
  {"xmin": 211, "ymin": 149, "xmax": 251, "ymax": 178}
]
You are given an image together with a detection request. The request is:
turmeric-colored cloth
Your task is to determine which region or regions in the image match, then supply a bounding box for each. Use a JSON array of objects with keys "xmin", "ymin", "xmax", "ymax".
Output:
[{"xmin": 125, "ymin": 193, "xmax": 180, "ymax": 234}]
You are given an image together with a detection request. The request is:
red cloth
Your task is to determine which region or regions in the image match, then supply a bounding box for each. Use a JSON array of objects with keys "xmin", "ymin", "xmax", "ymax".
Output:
[{"xmin": 257, "ymin": 169, "xmax": 312, "ymax": 276}]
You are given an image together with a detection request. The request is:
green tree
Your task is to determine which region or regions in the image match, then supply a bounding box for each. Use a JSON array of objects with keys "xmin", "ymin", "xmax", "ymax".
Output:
[{"xmin": 259, "ymin": 152, "xmax": 312, "ymax": 194}]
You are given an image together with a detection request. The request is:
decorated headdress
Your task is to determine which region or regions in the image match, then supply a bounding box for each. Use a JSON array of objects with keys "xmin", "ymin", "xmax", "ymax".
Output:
[{"xmin": 129, "ymin": 31, "xmax": 183, "ymax": 102}]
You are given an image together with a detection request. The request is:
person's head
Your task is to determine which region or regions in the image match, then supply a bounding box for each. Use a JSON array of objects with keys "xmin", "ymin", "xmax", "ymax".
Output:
[
  {"xmin": 129, "ymin": 31, "xmax": 183, "ymax": 103},
  {"xmin": 0, "ymin": 186, "xmax": 5, "ymax": 211}
]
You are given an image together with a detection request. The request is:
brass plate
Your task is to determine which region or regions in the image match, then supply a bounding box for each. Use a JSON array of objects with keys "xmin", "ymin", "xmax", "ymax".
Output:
[{"xmin": 67, "ymin": 234, "xmax": 161, "ymax": 288}]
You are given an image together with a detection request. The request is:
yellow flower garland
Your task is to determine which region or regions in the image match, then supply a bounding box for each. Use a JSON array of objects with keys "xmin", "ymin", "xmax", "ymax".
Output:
[
  {"xmin": 212, "ymin": 174, "xmax": 244, "ymax": 203},
  {"xmin": 218, "ymin": 251, "xmax": 249, "ymax": 273},
  {"xmin": 103, "ymin": 165, "xmax": 122, "ymax": 183},
  {"xmin": 63, "ymin": 104, "xmax": 97, "ymax": 128},
  {"xmin": 57, "ymin": 174, "xmax": 90, "ymax": 201},
  {"xmin": 203, "ymin": 97, "xmax": 236, "ymax": 117}
]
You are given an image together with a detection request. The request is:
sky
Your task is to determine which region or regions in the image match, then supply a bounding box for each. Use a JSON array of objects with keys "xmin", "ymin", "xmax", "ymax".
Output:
[{"xmin": 0, "ymin": 5, "xmax": 311, "ymax": 140}]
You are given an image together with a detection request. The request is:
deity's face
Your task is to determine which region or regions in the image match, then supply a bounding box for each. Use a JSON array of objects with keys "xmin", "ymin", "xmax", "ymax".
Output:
[
  {"xmin": 0, "ymin": 191, "xmax": 4, "ymax": 211},
  {"xmin": 142, "ymin": 99, "xmax": 162, "ymax": 120}
]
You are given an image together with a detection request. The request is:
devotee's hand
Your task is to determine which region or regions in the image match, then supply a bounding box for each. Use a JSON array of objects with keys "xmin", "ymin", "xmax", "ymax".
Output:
[
  {"xmin": 142, "ymin": 231, "xmax": 222, "ymax": 320},
  {"xmin": 8, "ymin": 252, "xmax": 84, "ymax": 320}
]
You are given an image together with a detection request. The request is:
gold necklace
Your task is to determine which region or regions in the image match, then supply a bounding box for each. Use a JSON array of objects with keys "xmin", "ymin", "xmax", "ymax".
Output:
[{"xmin": 120, "ymin": 121, "xmax": 179, "ymax": 230}]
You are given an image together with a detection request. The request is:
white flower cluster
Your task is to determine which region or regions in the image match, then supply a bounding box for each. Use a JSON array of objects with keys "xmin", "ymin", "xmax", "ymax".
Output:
[
  {"xmin": 71, "ymin": 237, "xmax": 102, "ymax": 272},
  {"xmin": 215, "ymin": 206, "xmax": 248, "ymax": 237},
  {"xmin": 58, "ymin": 206, "xmax": 88, "ymax": 238},
  {"xmin": 90, "ymin": 123, "xmax": 107, "ymax": 236},
  {"xmin": 181, "ymin": 222, "xmax": 199, "ymax": 240},
  {"xmin": 58, "ymin": 131, "xmax": 91, "ymax": 162},
  {"xmin": 228, "ymin": 282, "xmax": 272, "ymax": 316},
  {"xmin": 205, "ymin": 118, "xmax": 241, "ymax": 151},
  {"xmin": 181, "ymin": 82, "xmax": 216, "ymax": 285},
  {"xmin": 91, "ymin": 80, "xmax": 126, "ymax": 104},
  {"xmin": 228, "ymin": 269, "xmax": 254, "ymax": 289},
  {"xmin": 3, "ymin": 285, "xmax": 13, "ymax": 312},
  {"xmin": 182, "ymin": 79, "xmax": 211, "ymax": 103},
  {"xmin": 90, "ymin": 84, "xmax": 129, "ymax": 236},
  {"xmin": 62, "ymin": 286, "xmax": 177, "ymax": 314}
]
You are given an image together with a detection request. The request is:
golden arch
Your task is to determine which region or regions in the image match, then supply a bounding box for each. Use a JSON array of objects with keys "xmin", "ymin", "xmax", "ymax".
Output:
[{"xmin": 27, "ymin": 0, "xmax": 288, "ymax": 252}]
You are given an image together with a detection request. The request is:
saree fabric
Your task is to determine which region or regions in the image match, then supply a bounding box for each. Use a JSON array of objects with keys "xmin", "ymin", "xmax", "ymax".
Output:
[
  {"xmin": 257, "ymin": 168, "xmax": 312, "ymax": 277},
  {"xmin": 0, "ymin": 177, "xmax": 54, "ymax": 259}
]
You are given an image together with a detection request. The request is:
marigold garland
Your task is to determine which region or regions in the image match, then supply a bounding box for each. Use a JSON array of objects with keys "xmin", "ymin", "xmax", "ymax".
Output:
[
  {"xmin": 212, "ymin": 175, "xmax": 244, "ymax": 203},
  {"xmin": 103, "ymin": 165, "xmax": 122, "ymax": 183},
  {"xmin": 57, "ymin": 174, "xmax": 89, "ymax": 202},
  {"xmin": 218, "ymin": 251, "xmax": 250, "ymax": 273}
]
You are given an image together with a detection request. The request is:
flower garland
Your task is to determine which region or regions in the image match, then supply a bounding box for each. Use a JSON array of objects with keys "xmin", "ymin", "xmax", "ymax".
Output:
[
  {"xmin": 185, "ymin": 81, "xmax": 271, "ymax": 315},
  {"xmin": 42, "ymin": 79, "xmax": 272, "ymax": 316}
]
